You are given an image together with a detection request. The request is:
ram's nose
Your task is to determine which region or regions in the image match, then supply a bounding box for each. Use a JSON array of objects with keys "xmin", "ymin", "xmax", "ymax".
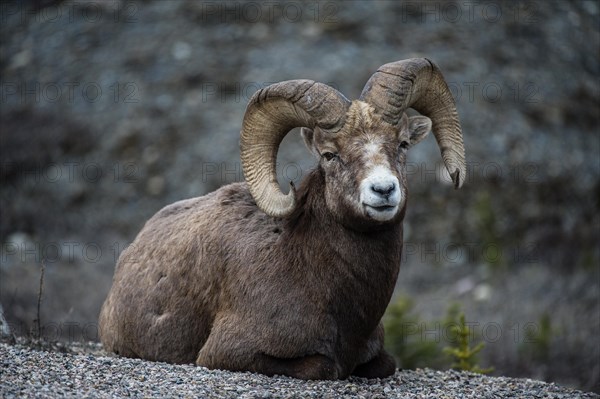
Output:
[{"xmin": 370, "ymin": 181, "xmax": 396, "ymax": 199}]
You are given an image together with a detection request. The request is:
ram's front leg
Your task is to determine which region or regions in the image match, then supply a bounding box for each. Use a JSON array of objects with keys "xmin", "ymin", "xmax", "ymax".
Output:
[
  {"xmin": 198, "ymin": 345, "xmax": 339, "ymax": 380},
  {"xmin": 253, "ymin": 353, "xmax": 339, "ymax": 380},
  {"xmin": 351, "ymin": 348, "xmax": 396, "ymax": 378},
  {"xmin": 196, "ymin": 315, "xmax": 338, "ymax": 380},
  {"xmin": 351, "ymin": 323, "xmax": 397, "ymax": 378}
]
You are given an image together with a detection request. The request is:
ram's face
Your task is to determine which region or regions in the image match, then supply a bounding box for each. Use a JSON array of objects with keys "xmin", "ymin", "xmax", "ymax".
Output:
[{"xmin": 302, "ymin": 101, "xmax": 431, "ymax": 227}]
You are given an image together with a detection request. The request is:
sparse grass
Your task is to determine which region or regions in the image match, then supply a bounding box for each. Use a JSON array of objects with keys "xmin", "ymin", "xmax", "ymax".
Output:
[
  {"xmin": 33, "ymin": 260, "xmax": 46, "ymax": 340},
  {"xmin": 474, "ymin": 191, "xmax": 504, "ymax": 269},
  {"xmin": 520, "ymin": 313, "xmax": 553, "ymax": 363}
]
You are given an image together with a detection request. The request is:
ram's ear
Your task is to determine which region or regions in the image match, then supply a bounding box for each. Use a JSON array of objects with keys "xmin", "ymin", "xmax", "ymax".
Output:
[
  {"xmin": 301, "ymin": 127, "xmax": 319, "ymax": 156},
  {"xmin": 408, "ymin": 116, "xmax": 432, "ymax": 146}
]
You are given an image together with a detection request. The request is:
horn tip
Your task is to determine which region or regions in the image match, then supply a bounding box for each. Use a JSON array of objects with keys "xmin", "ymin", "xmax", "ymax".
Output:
[{"xmin": 450, "ymin": 169, "xmax": 464, "ymax": 189}]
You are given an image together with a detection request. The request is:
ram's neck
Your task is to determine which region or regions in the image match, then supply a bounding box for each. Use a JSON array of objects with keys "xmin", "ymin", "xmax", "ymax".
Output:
[{"xmin": 284, "ymin": 169, "xmax": 403, "ymax": 328}]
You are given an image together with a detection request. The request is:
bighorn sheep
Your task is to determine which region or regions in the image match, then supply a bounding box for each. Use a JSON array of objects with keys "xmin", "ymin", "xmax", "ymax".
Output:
[{"xmin": 99, "ymin": 58, "xmax": 465, "ymax": 380}]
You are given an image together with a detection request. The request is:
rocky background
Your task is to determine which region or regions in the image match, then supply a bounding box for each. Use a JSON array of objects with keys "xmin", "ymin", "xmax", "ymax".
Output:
[{"xmin": 1, "ymin": 0, "xmax": 598, "ymax": 393}]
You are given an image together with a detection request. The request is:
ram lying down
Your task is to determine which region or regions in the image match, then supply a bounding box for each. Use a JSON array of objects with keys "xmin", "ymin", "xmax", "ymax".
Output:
[{"xmin": 99, "ymin": 58, "xmax": 466, "ymax": 380}]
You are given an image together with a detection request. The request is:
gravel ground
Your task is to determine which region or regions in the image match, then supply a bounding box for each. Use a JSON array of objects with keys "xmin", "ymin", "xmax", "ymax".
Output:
[{"xmin": 1, "ymin": 343, "xmax": 597, "ymax": 399}]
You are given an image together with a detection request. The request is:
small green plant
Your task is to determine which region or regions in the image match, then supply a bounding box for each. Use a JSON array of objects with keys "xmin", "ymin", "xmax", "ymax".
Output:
[
  {"xmin": 443, "ymin": 313, "xmax": 494, "ymax": 374},
  {"xmin": 521, "ymin": 313, "xmax": 553, "ymax": 362},
  {"xmin": 384, "ymin": 299, "xmax": 497, "ymax": 373},
  {"xmin": 383, "ymin": 296, "xmax": 440, "ymax": 369}
]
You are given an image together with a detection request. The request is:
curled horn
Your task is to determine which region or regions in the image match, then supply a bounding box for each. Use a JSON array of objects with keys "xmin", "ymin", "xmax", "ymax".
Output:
[
  {"xmin": 360, "ymin": 58, "xmax": 466, "ymax": 188},
  {"xmin": 240, "ymin": 80, "xmax": 351, "ymax": 217}
]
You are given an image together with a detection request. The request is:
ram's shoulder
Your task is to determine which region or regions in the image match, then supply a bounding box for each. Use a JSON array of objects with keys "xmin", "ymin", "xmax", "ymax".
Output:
[
  {"xmin": 148, "ymin": 183, "xmax": 251, "ymax": 219},
  {"xmin": 214, "ymin": 182, "xmax": 256, "ymax": 207}
]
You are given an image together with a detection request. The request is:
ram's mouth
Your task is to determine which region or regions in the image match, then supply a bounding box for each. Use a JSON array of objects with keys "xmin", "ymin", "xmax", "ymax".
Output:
[
  {"xmin": 365, "ymin": 204, "xmax": 396, "ymax": 212},
  {"xmin": 363, "ymin": 203, "xmax": 399, "ymax": 221}
]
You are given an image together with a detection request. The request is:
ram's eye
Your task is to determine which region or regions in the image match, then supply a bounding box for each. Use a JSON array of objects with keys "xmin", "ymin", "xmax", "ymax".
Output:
[
  {"xmin": 322, "ymin": 152, "xmax": 337, "ymax": 161},
  {"xmin": 399, "ymin": 141, "xmax": 410, "ymax": 150}
]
